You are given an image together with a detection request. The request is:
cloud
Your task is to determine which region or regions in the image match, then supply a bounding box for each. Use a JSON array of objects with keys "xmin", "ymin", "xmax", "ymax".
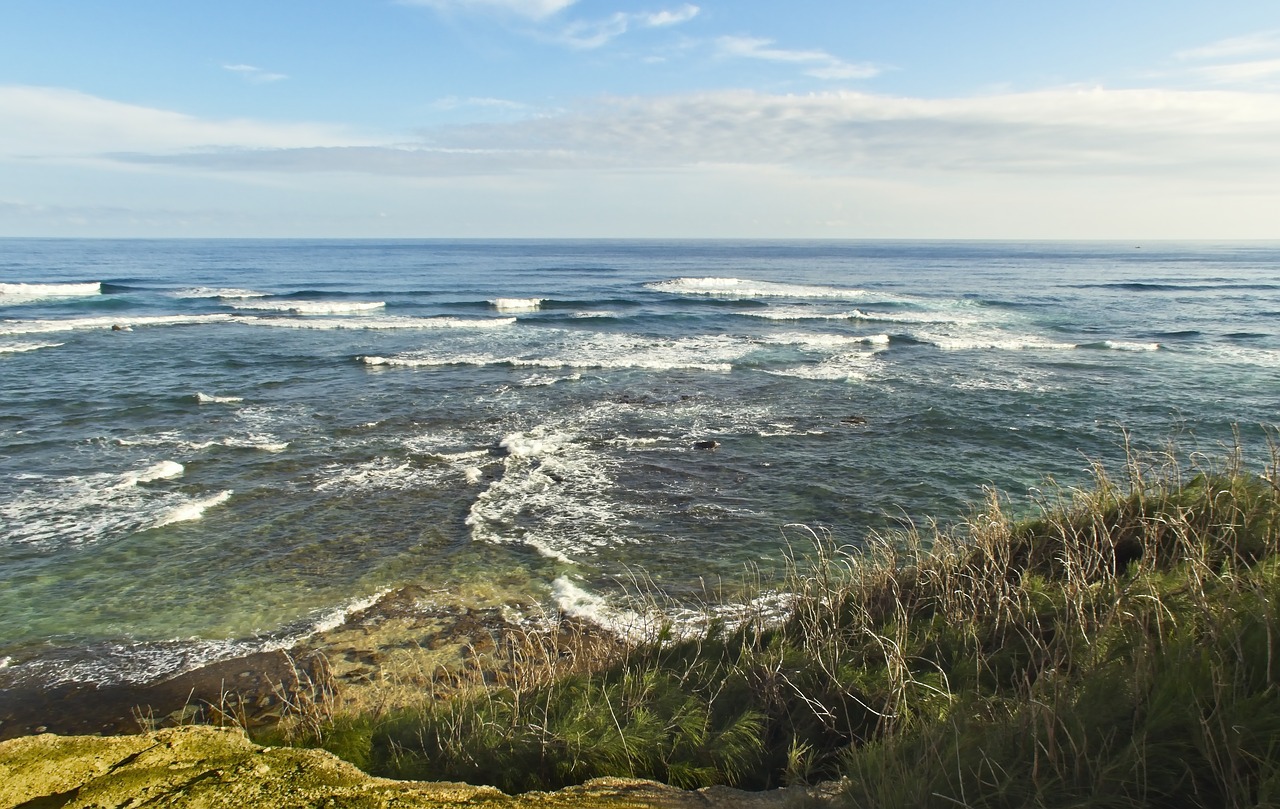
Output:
[
  {"xmin": 398, "ymin": 0, "xmax": 577, "ymax": 20},
  {"xmin": 1171, "ymin": 30, "xmax": 1280, "ymax": 87},
  {"xmin": 717, "ymin": 36, "xmax": 880, "ymax": 80},
  {"xmin": 53, "ymin": 85, "xmax": 1278, "ymax": 192},
  {"xmin": 0, "ymin": 85, "xmax": 376, "ymax": 160},
  {"xmin": 641, "ymin": 4, "xmax": 699, "ymax": 27},
  {"xmin": 1185, "ymin": 58, "xmax": 1280, "ymax": 85},
  {"xmin": 430, "ymin": 95, "xmax": 532, "ymax": 111},
  {"xmin": 1177, "ymin": 30, "xmax": 1280, "ymax": 62},
  {"xmin": 222, "ymin": 64, "xmax": 288, "ymax": 84},
  {"xmin": 554, "ymin": 5, "xmax": 699, "ymax": 49}
]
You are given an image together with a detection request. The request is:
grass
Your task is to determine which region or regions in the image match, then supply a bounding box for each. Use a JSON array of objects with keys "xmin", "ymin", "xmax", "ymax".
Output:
[{"xmin": 263, "ymin": 437, "xmax": 1280, "ymax": 807}]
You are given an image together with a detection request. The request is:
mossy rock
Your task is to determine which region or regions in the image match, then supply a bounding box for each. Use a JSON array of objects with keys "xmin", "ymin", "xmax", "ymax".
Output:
[{"xmin": 0, "ymin": 726, "xmax": 828, "ymax": 808}]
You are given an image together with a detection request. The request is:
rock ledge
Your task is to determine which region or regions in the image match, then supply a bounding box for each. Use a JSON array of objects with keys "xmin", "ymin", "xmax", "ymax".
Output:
[{"xmin": 0, "ymin": 726, "xmax": 834, "ymax": 808}]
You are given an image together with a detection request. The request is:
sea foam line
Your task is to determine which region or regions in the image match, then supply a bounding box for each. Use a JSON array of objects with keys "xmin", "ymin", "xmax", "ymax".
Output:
[
  {"xmin": 228, "ymin": 300, "xmax": 385, "ymax": 315},
  {"xmin": 0, "ymin": 341, "xmax": 63, "ymax": 354},
  {"xmin": 171, "ymin": 287, "xmax": 267, "ymax": 299},
  {"xmin": 239, "ymin": 315, "xmax": 516, "ymax": 330},
  {"xmin": 0, "ymin": 282, "xmax": 101, "ymax": 297},
  {"xmin": 646, "ymin": 277, "xmax": 867, "ymax": 299},
  {"xmin": 490, "ymin": 298, "xmax": 543, "ymax": 312},
  {"xmin": 154, "ymin": 490, "xmax": 233, "ymax": 527},
  {"xmin": 0, "ymin": 314, "xmax": 234, "ymax": 335}
]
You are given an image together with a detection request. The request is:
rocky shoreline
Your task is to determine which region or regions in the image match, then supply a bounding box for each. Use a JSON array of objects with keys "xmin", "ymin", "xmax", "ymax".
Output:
[
  {"xmin": 0, "ymin": 585, "xmax": 575, "ymax": 742},
  {"xmin": 0, "ymin": 588, "xmax": 842, "ymax": 807}
]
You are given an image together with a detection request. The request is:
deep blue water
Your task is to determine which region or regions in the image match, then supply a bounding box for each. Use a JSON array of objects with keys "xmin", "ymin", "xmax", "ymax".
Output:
[{"xmin": 1, "ymin": 239, "xmax": 1277, "ymax": 684}]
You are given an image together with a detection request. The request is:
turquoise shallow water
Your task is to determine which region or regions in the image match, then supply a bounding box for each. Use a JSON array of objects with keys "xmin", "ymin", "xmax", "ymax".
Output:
[{"xmin": 1, "ymin": 239, "xmax": 1277, "ymax": 684}]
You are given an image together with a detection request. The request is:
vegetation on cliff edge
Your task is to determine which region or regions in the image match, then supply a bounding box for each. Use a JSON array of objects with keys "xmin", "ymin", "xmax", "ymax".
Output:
[{"xmin": 267, "ymin": 439, "xmax": 1280, "ymax": 808}]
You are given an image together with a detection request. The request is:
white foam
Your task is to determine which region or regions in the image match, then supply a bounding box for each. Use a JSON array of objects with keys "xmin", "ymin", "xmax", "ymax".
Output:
[
  {"xmin": 918, "ymin": 331, "xmax": 1077, "ymax": 351},
  {"xmin": 646, "ymin": 277, "xmax": 867, "ymax": 299},
  {"xmin": 847, "ymin": 309, "xmax": 969, "ymax": 324},
  {"xmin": 241, "ymin": 315, "xmax": 516, "ymax": 330},
  {"xmin": 0, "ymin": 282, "xmax": 101, "ymax": 297},
  {"xmin": 572, "ymin": 311, "xmax": 618, "ymax": 319},
  {"xmin": 551, "ymin": 577, "xmax": 653, "ymax": 642},
  {"xmin": 227, "ymin": 300, "xmax": 385, "ymax": 315},
  {"xmin": 761, "ymin": 331, "xmax": 889, "ymax": 348},
  {"xmin": 172, "ymin": 287, "xmax": 267, "ymax": 299},
  {"xmin": 500, "ymin": 431, "xmax": 565, "ymax": 458},
  {"xmin": 519, "ymin": 372, "xmax": 582, "ymax": 387},
  {"xmin": 315, "ymin": 456, "xmax": 473, "ymax": 493},
  {"xmin": 361, "ymin": 331, "xmax": 750, "ymax": 373},
  {"xmin": 7, "ymin": 588, "xmax": 394, "ymax": 687},
  {"xmin": 0, "ymin": 462, "xmax": 230, "ymax": 547},
  {"xmin": 464, "ymin": 467, "xmax": 483, "ymax": 484},
  {"xmin": 127, "ymin": 460, "xmax": 185, "ymax": 484},
  {"xmin": 154, "ymin": 490, "xmax": 232, "ymax": 527},
  {"xmin": 766, "ymin": 351, "xmax": 879, "ymax": 383},
  {"xmin": 490, "ymin": 298, "xmax": 543, "ymax": 312},
  {"xmin": 0, "ymin": 314, "xmax": 233, "ymax": 335},
  {"xmin": 0, "ymin": 341, "xmax": 62, "ymax": 354},
  {"xmin": 466, "ymin": 426, "xmax": 625, "ymax": 563},
  {"xmin": 195, "ymin": 392, "xmax": 244, "ymax": 404},
  {"xmin": 1099, "ymin": 340, "xmax": 1160, "ymax": 352},
  {"xmin": 222, "ymin": 436, "xmax": 289, "ymax": 453}
]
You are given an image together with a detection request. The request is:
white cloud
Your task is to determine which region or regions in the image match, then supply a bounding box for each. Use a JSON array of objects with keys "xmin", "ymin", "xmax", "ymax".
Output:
[
  {"xmin": 717, "ymin": 35, "xmax": 880, "ymax": 80},
  {"xmin": 553, "ymin": 5, "xmax": 699, "ymax": 49},
  {"xmin": 399, "ymin": 0, "xmax": 576, "ymax": 20},
  {"xmin": 431, "ymin": 95, "xmax": 531, "ymax": 111},
  {"xmin": 642, "ymin": 4, "xmax": 699, "ymax": 27},
  {"xmin": 1186, "ymin": 58, "xmax": 1280, "ymax": 85},
  {"xmin": 222, "ymin": 64, "xmax": 288, "ymax": 84},
  {"xmin": 1177, "ymin": 30, "xmax": 1280, "ymax": 61},
  {"xmin": 0, "ymin": 85, "xmax": 376, "ymax": 159},
  {"xmin": 1171, "ymin": 30, "xmax": 1280, "ymax": 87},
  {"xmin": 38, "ymin": 85, "xmax": 1274, "ymax": 189}
]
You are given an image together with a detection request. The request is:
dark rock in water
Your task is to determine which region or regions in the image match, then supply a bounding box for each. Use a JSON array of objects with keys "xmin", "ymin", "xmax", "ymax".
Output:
[
  {"xmin": 693, "ymin": 440, "xmax": 720, "ymax": 450},
  {"xmin": 841, "ymin": 416, "xmax": 868, "ymax": 426}
]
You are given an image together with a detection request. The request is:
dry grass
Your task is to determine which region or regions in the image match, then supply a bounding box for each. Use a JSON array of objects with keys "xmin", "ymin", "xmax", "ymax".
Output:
[{"xmin": 274, "ymin": 436, "xmax": 1280, "ymax": 806}]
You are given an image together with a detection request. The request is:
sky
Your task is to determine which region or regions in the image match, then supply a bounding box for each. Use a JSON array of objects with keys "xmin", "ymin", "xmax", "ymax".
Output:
[{"xmin": 2, "ymin": 1, "xmax": 1280, "ymax": 238}]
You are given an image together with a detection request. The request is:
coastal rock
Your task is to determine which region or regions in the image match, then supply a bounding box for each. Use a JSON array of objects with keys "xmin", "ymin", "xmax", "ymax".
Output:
[{"xmin": 0, "ymin": 726, "xmax": 838, "ymax": 808}]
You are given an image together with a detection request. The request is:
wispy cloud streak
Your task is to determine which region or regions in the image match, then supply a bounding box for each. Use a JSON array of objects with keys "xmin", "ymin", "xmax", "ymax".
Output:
[
  {"xmin": 717, "ymin": 36, "xmax": 879, "ymax": 80},
  {"xmin": 399, "ymin": 0, "xmax": 577, "ymax": 20},
  {"xmin": 222, "ymin": 64, "xmax": 289, "ymax": 84}
]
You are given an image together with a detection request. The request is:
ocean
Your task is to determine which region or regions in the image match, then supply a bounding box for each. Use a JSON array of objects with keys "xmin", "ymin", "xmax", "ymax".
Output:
[{"xmin": 1, "ymin": 239, "xmax": 1277, "ymax": 687}]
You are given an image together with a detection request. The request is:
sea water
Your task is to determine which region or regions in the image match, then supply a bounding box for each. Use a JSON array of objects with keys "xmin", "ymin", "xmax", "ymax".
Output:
[{"xmin": 1, "ymin": 239, "xmax": 1277, "ymax": 685}]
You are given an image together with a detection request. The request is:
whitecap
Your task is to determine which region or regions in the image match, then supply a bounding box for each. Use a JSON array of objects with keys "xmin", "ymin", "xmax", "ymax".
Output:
[
  {"xmin": 1098, "ymin": 340, "xmax": 1161, "ymax": 352},
  {"xmin": 0, "ymin": 341, "xmax": 63, "ymax": 354},
  {"xmin": 361, "ymin": 331, "xmax": 750, "ymax": 374},
  {"xmin": 0, "ymin": 282, "xmax": 101, "ymax": 298},
  {"xmin": 195, "ymin": 392, "xmax": 244, "ymax": 404},
  {"xmin": 0, "ymin": 314, "xmax": 233, "ymax": 336},
  {"xmin": 489, "ymin": 298, "xmax": 543, "ymax": 312},
  {"xmin": 760, "ymin": 332, "xmax": 890, "ymax": 349},
  {"xmin": 127, "ymin": 460, "xmax": 185, "ymax": 485},
  {"xmin": 646, "ymin": 277, "xmax": 866, "ymax": 299},
  {"xmin": 918, "ymin": 331, "xmax": 1077, "ymax": 351},
  {"xmin": 227, "ymin": 300, "xmax": 385, "ymax": 315},
  {"xmin": 154, "ymin": 490, "xmax": 232, "ymax": 527},
  {"xmin": 171, "ymin": 287, "xmax": 267, "ymax": 299},
  {"xmin": 240, "ymin": 315, "xmax": 515, "ymax": 330},
  {"xmin": 0, "ymin": 462, "xmax": 233, "ymax": 548}
]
